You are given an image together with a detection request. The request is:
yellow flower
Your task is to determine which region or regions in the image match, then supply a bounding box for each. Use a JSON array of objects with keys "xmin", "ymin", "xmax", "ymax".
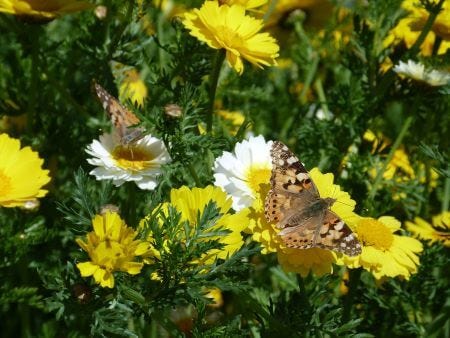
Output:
[
  {"xmin": 76, "ymin": 212, "xmax": 151, "ymax": 288},
  {"xmin": 182, "ymin": 1, "xmax": 279, "ymax": 74},
  {"xmin": 216, "ymin": 110, "xmax": 245, "ymax": 135},
  {"xmin": 278, "ymin": 247, "xmax": 337, "ymax": 277},
  {"xmin": 384, "ymin": 0, "xmax": 450, "ymax": 56},
  {"xmin": 205, "ymin": 287, "xmax": 224, "ymax": 308},
  {"xmin": 0, "ymin": 0, "xmax": 93, "ymax": 21},
  {"xmin": 248, "ymin": 167, "xmax": 359, "ymax": 276},
  {"xmin": 382, "ymin": 148, "xmax": 415, "ymax": 180},
  {"xmin": 408, "ymin": 0, "xmax": 450, "ymax": 41},
  {"xmin": 363, "ymin": 130, "xmax": 390, "ymax": 154},
  {"xmin": 406, "ymin": 212, "xmax": 450, "ymax": 247},
  {"xmin": 263, "ymin": 0, "xmax": 334, "ymax": 30},
  {"xmin": 118, "ymin": 69, "xmax": 148, "ymax": 108},
  {"xmin": 145, "ymin": 186, "xmax": 250, "ymax": 265},
  {"xmin": 0, "ymin": 133, "xmax": 50, "ymax": 208},
  {"xmin": 363, "ymin": 130, "xmax": 439, "ymax": 190},
  {"xmin": 150, "ymin": 0, "xmax": 186, "ymax": 19},
  {"xmin": 219, "ymin": 0, "xmax": 267, "ymax": 10},
  {"xmin": 337, "ymin": 216, "xmax": 423, "ymax": 280}
]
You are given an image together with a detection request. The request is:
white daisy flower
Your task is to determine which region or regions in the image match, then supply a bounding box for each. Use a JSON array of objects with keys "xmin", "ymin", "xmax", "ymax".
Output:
[
  {"xmin": 86, "ymin": 133, "xmax": 171, "ymax": 190},
  {"xmin": 393, "ymin": 60, "xmax": 450, "ymax": 86},
  {"xmin": 213, "ymin": 135, "xmax": 272, "ymax": 211},
  {"xmin": 426, "ymin": 69, "xmax": 450, "ymax": 86}
]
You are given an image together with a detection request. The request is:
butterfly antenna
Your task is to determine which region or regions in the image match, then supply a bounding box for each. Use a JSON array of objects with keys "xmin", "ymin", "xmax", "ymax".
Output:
[
  {"xmin": 331, "ymin": 185, "xmax": 354, "ymax": 208},
  {"xmin": 334, "ymin": 199, "xmax": 354, "ymax": 208}
]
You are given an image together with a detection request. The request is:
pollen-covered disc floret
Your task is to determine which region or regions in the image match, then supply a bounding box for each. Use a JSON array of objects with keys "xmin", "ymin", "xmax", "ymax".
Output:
[
  {"xmin": 86, "ymin": 133, "xmax": 171, "ymax": 190},
  {"xmin": 337, "ymin": 216, "xmax": 423, "ymax": 280}
]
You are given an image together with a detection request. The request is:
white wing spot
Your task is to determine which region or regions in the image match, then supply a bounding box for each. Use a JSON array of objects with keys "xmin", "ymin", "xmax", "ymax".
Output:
[
  {"xmin": 335, "ymin": 221, "xmax": 344, "ymax": 231},
  {"xmin": 296, "ymin": 173, "xmax": 308, "ymax": 181},
  {"xmin": 344, "ymin": 234, "xmax": 355, "ymax": 242},
  {"xmin": 287, "ymin": 156, "xmax": 297, "ymax": 165}
]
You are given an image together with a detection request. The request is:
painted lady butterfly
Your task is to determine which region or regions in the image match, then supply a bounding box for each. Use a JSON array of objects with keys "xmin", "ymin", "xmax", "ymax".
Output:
[
  {"xmin": 94, "ymin": 82, "xmax": 145, "ymax": 145},
  {"xmin": 265, "ymin": 141, "xmax": 362, "ymax": 256}
]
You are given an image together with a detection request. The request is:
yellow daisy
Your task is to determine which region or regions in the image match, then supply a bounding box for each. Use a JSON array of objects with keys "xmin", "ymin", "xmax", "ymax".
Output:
[
  {"xmin": 216, "ymin": 110, "xmax": 245, "ymax": 136},
  {"xmin": 384, "ymin": 0, "xmax": 450, "ymax": 56},
  {"xmin": 76, "ymin": 211, "xmax": 151, "ymax": 288},
  {"xmin": 118, "ymin": 69, "xmax": 148, "ymax": 108},
  {"xmin": 219, "ymin": 0, "xmax": 267, "ymax": 10},
  {"xmin": 182, "ymin": 1, "xmax": 279, "ymax": 74},
  {"xmin": 337, "ymin": 216, "xmax": 423, "ymax": 280},
  {"xmin": 408, "ymin": 0, "xmax": 450, "ymax": 41},
  {"xmin": 0, "ymin": 133, "xmax": 50, "ymax": 208},
  {"xmin": 204, "ymin": 287, "xmax": 224, "ymax": 308},
  {"xmin": 363, "ymin": 130, "xmax": 438, "ymax": 188},
  {"xmin": 0, "ymin": 0, "xmax": 93, "ymax": 21},
  {"xmin": 144, "ymin": 185, "xmax": 250, "ymax": 265},
  {"xmin": 406, "ymin": 212, "xmax": 450, "ymax": 247},
  {"xmin": 248, "ymin": 166, "xmax": 359, "ymax": 276}
]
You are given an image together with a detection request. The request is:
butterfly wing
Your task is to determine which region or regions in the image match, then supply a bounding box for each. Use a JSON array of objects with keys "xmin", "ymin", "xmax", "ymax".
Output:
[
  {"xmin": 278, "ymin": 209, "xmax": 361, "ymax": 256},
  {"xmin": 265, "ymin": 141, "xmax": 318, "ymax": 227},
  {"xmin": 94, "ymin": 82, "xmax": 144, "ymax": 145},
  {"xmin": 265, "ymin": 141, "xmax": 362, "ymax": 257}
]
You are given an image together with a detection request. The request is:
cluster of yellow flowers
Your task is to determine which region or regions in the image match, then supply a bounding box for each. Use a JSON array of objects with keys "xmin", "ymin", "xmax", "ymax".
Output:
[
  {"xmin": 385, "ymin": 0, "xmax": 450, "ymax": 56},
  {"xmin": 1, "ymin": 0, "xmax": 448, "ymax": 292},
  {"xmin": 76, "ymin": 186, "xmax": 250, "ymax": 288}
]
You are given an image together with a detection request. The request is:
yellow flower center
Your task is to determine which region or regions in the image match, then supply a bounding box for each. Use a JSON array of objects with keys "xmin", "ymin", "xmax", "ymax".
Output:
[
  {"xmin": 357, "ymin": 219, "xmax": 394, "ymax": 250},
  {"xmin": 0, "ymin": 170, "xmax": 12, "ymax": 196},
  {"xmin": 218, "ymin": 25, "xmax": 244, "ymax": 48},
  {"xmin": 245, "ymin": 165, "xmax": 271, "ymax": 194},
  {"xmin": 111, "ymin": 145, "xmax": 155, "ymax": 171}
]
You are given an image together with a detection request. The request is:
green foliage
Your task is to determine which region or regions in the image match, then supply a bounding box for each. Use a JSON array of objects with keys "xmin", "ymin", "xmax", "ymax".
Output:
[{"xmin": 0, "ymin": 0, "xmax": 449, "ymax": 337}]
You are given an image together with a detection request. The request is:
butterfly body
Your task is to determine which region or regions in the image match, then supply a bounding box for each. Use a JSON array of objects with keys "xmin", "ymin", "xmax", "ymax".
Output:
[
  {"xmin": 94, "ymin": 82, "xmax": 145, "ymax": 146},
  {"xmin": 265, "ymin": 141, "xmax": 361, "ymax": 256}
]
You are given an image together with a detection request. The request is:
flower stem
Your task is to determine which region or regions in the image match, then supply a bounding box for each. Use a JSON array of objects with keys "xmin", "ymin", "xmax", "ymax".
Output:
[
  {"xmin": 27, "ymin": 29, "xmax": 40, "ymax": 133},
  {"xmin": 126, "ymin": 182, "xmax": 137, "ymax": 225},
  {"xmin": 408, "ymin": 0, "xmax": 444, "ymax": 57},
  {"xmin": 108, "ymin": 0, "xmax": 135, "ymax": 59},
  {"xmin": 299, "ymin": 55, "xmax": 319, "ymax": 104},
  {"xmin": 342, "ymin": 268, "xmax": 362, "ymax": 323},
  {"xmin": 314, "ymin": 78, "xmax": 330, "ymax": 118},
  {"xmin": 296, "ymin": 274, "xmax": 311, "ymax": 312},
  {"xmin": 368, "ymin": 116, "xmax": 414, "ymax": 203},
  {"xmin": 206, "ymin": 49, "xmax": 226, "ymax": 132},
  {"xmin": 187, "ymin": 162, "xmax": 201, "ymax": 187},
  {"xmin": 375, "ymin": 1, "xmax": 443, "ymax": 100}
]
